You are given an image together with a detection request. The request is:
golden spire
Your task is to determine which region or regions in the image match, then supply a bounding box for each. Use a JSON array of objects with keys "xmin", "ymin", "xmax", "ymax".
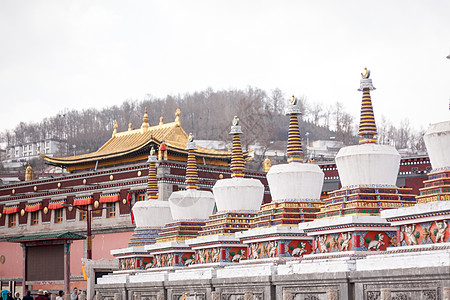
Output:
[
  {"xmin": 175, "ymin": 108, "xmax": 181, "ymax": 126},
  {"xmin": 25, "ymin": 164, "xmax": 33, "ymax": 181},
  {"xmin": 112, "ymin": 121, "xmax": 118, "ymax": 137},
  {"xmin": 159, "ymin": 116, "xmax": 164, "ymax": 125},
  {"xmin": 185, "ymin": 133, "xmax": 198, "ymax": 189},
  {"xmin": 358, "ymin": 68, "xmax": 377, "ymax": 144},
  {"xmin": 286, "ymin": 95, "xmax": 303, "ymax": 163},
  {"xmin": 263, "ymin": 156, "xmax": 272, "ymax": 172},
  {"xmin": 128, "ymin": 123, "xmax": 133, "ymax": 131},
  {"xmin": 147, "ymin": 147, "xmax": 158, "ymax": 200},
  {"xmin": 229, "ymin": 116, "xmax": 245, "ymax": 178},
  {"xmin": 141, "ymin": 108, "xmax": 150, "ymax": 133}
]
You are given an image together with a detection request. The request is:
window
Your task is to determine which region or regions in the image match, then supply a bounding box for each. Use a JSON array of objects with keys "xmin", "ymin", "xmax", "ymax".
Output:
[
  {"xmin": 137, "ymin": 193, "xmax": 145, "ymax": 202},
  {"xmin": 8, "ymin": 214, "xmax": 16, "ymax": 227},
  {"xmin": 79, "ymin": 205, "xmax": 88, "ymax": 221},
  {"xmin": 106, "ymin": 203, "xmax": 116, "ymax": 218},
  {"xmin": 31, "ymin": 211, "xmax": 39, "ymax": 225},
  {"xmin": 55, "ymin": 208, "xmax": 63, "ymax": 223}
]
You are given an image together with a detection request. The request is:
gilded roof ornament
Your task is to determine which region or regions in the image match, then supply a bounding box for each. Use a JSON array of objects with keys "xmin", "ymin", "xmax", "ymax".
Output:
[
  {"xmin": 25, "ymin": 164, "xmax": 33, "ymax": 181},
  {"xmin": 263, "ymin": 156, "xmax": 271, "ymax": 172},
  {"xmin": 232, "ymin": 116, "xmax": 239, "ymax": 126},
  {"xmin": 141, "ymin": 108, "xmax": 150, "ymax": 133},
  {"xmin": 175, "ymin": 108, "xmax": 181, "ymax": 126},
  {"xmin": 159, "ymin": 116, "xmax": 164, "ymax": 125},
  {"xmin": 188, "ymin": 132, "xmax": 194, "ymax": 142},
  {"xmin": 128, "ymin": 123, "xmax": 133, "ymax": 131},
  {"xmin": 112, "ymin": 121, "xmax": 118, "ymax": 137}
]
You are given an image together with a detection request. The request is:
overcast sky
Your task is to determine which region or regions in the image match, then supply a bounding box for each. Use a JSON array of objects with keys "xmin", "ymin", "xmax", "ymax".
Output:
[{"xmin": 0, "ymin": 1, "xmax": 449, "ymax": 135}]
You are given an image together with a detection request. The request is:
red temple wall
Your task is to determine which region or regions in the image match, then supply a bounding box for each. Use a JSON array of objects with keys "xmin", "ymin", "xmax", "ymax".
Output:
[{"xmin": 0, "ymin": 242, "xmax": 23, "ymax": 278}]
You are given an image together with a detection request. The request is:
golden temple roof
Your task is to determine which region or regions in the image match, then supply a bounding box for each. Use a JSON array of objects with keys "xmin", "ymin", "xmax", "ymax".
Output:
[{"xmin": 42, "ymin": 120, "xmax": 232, "ymax": 167}]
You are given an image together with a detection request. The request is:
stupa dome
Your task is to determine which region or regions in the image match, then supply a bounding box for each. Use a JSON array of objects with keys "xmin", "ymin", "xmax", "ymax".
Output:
[
  {"xmin": 267, "ymin": 163, "xmax": 324, "ymax": 201},
  {"xmin": 336, "ymin": 143, "xmax": 400, "ymax": 187},
  {"xmin": 213, "ymin": 178, "xmax": 264, "ymax": 212},
  {"xmin": 168, "ymin": 189, "xmax": 215, "ymax": 220},
  {"xmin": 424, "ymin": 120, "xmax": 450, "ymax": 169},
  {"xmin": 133, "ymin": 200, "xmax": 173, "ymax": 228}
]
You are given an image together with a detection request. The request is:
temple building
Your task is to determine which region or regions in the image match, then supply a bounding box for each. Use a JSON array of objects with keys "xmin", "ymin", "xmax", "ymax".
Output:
[{"xmin": 0, "ymin": 109, "xmax": 268, "ymax": 296}]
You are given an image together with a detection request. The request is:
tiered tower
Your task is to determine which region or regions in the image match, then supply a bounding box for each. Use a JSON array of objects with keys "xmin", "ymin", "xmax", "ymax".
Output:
[
  {"xmin": 301, "ymin": 69, "xmax": 416, "ymax": 254},
  {"xmin": 186, "ymin": 117, "xmax": 265, "ymax": 264},
  {"xmin": 253, "ymin": 96, "xmax": 324, "ymax": 227},
  {"xmin": 382, "ymin": 120, "xmax": 450, "ymax": 247},
  {"xmin": 111, "ymin": 148, "xmax": 173, "ymax": 271},
  {"xmin": 237, "ymin": 96, "xmax": 324, "ymax": 260},
  {"xmin": 145, "ymin": 134, "xmax": 215, "ymax": 268}
]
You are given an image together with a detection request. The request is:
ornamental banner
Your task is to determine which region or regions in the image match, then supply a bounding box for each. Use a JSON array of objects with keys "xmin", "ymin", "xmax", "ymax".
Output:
[
  {"xmin": 25, "ymin": 202, "xmax": 43, "ymax": 212},
  {"xmin": 73, "ymin": 196, "xmax": 93, "ymax": 206},
  {"xmin": 48, "ymin": 199, "xmax": 67, "ymax": 210},
  {"xmin": 2, "ymin": 204, "xmax": 19, "ymax": 214},
  {"xmin": 99, "ymin": 193, "xmax": 120, "ymax": 203}
]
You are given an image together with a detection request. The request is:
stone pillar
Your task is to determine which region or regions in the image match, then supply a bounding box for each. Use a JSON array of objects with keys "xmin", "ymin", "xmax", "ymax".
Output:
[
  {"xmin": 380, "ymin": 289, "xmax": 391, "ymax": 300},
  {"xmin": 327, "ymin": 289, "xmax": 338, "ymax": 300},
  {"xmin": 21, "ymin": 244, "xmax": 27, "ymax": 297},
  {"xmin": 79, "ymin": 294, "xmax": 86, "ymax": 300},
  {"xmin": 133, "ymin": 292, "xmax": 141, "ymax": 300},
  {"xmin": 64, "ymin": 241, "xmax": 71, "ymax": 296},
  {"xmin": 94, "ymin": 293, "xmax": 103, "ymax": 300},
  {"xmin": 65, "ymin": 295, "xmax": 71, "ymax": 300},
  {"xmin": 443, "ymin": 287, "xmax": 450, "ymax": 300},
  {"xmin": 114, "ymin": 293, "xmax": 121, "ymax": 300},
  {"xmin": 211, "ymin": 292, "xmax": 220, "ymax": 300},
  {"xmin": 282, "ymin": 291, "xmax": 292, "ymax": 300},
  {"xmin": 156, "ymin": 291, "xmax": 164, "ymax": 300},
  {"xmin": 50, "ymin": 294, "xmax": 57, "ymax": 300},
  {"xmin": 244, "ymin": 292, "xmax": 252, "ymax": 300}
]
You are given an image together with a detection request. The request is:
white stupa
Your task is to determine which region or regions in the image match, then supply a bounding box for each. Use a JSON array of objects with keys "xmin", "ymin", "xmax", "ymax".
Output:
[
  {"xmin": 167, "ymin": 134, "xmax": 215, "ymax": 221},
  {"xmin": 212, "ymin": 116, "xmax": 264, "ymax": 213},
  {"xmin": 110, "ymin": 148, "xmax": 173, "ymax": 271}
]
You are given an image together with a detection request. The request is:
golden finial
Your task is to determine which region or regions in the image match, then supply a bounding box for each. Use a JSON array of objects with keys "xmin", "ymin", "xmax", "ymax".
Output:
[
  {"xmin": 141, "ymin": 107, "xmax": 150, "ymax": 133},
  {"xmin": 361, "ymin": 67, "xmax": 370, "ymax": 79},
  {"xmin": 128, "ymin": 123, "xmax": 132, "ymax": 131},
  {"xmin": 25, "ymin": 164, "xmax": 33, "ymax": 181},
  {"xmin": 159, "ymin": 116, "xmax": 164, "ymax": 125},
  {"xmin": 290, "ymin": 95, "xmax": 297, "ymax": 105},
  {"xmin": 232, "ymin": 116, "xmax": 239, "ymax": 126},
  {"xmin": 188, "ymin": 132, "xmax": 194, "ymax": 142},
  {"xmin": 112, "ymin": 121, "xmax": 118, "ymax": 137},
  {"xmin": 175, "ymin": 108, "xmax": 181, "ymax": 126},
  {"xmin": 263, "ymin": 156, "xmax": 271, "ymax": 172}
]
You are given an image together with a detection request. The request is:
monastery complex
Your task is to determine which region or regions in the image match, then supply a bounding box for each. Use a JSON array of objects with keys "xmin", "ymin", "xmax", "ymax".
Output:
[{"xmin": 0, "ymin": 70, "xmax": 449, "ymax": 300}]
